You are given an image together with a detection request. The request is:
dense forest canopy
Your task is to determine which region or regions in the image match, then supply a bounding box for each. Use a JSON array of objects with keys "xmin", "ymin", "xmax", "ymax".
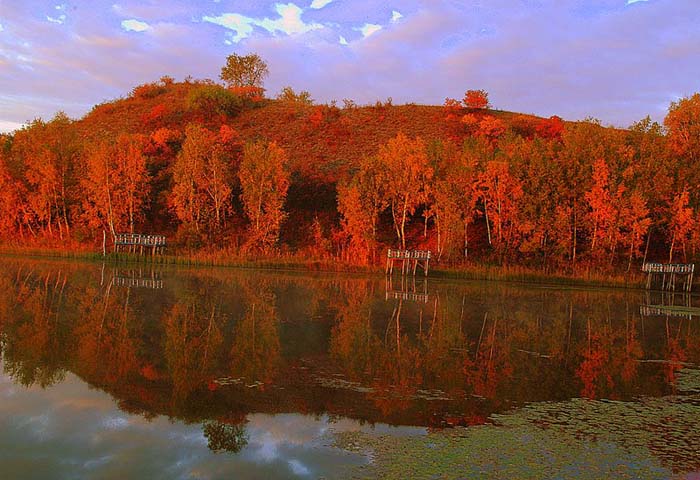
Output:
[{"xmin": 1, "ymin": 54, "xmax": 700, "ymax": 272}]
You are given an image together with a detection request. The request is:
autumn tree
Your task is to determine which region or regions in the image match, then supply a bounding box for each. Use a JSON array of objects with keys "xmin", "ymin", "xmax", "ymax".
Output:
[
  {"xmin": 553, "ymin": 120, "xmax": 616, "ymax": 266},
  {"xmin": 378, "ymin": 133, "xmax": 433, "ymax": 250},
  {"xmin": 276, "ymin": 86, "xmax": 313, "ymax": 105},
  {"xmin": 463, "ymin": 89, "xmax": 490, "ymax": 110},
  {"xmin": 171, "ymin": 124, "xmax": 238, "ymax": 233},
  {"xmin": 500, "ymin": 135, "xmax": 562, "ymax": 264},
  {"xmin": 11, "ymin": 113, "xmax": 80, "ymax": 239},
  {"xmin": 337, "ymin": 155, "xmax": 387, "ymax": 263},
  {"xmin": 620, "ymin": 191, "xmax": 651, "ymax": 270},
  {"xmin": 667, "ymin": 189, "xmax": 694, "ymax": 262},
  {"xmin": 82, "ymin": 134, "xmax": 150, "ymax": 236},
  {"xmin": 535, "ymin": 115, "xmax": 565, "ymax": 140},
  {"xmin": 220, "ymin": 53, "xmax": 269, "ymax": 90},
  {"xmin": 478, "ymin": 161, "xmax": 523, "ymax": 254},
  {"xmin": 585, "ymin": 159, "xmax": 614, "ymax": 258},
  {"xmin": 427, "ymin": 140, "xmax": 478, "ymax": 260},
  {"xmin": 665, "ymin": 94, "xmax": 700, "ymax": 171},
  {"xmin": 239, "ymin": 140, "xmax": 289, "ymax": 252},
  {"xmin": 0, "ymin": 149, "xmax": 24, "ymax": 237}
]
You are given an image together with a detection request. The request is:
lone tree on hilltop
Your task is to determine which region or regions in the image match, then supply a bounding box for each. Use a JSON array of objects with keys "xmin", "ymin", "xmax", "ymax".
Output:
[
  {"xmin": 463, "ymin": 89, "xmax": 490, "ymax": 110},
  {"xmin": 220, "ymin": 53, "xmax": 269, "ymax": 89}
]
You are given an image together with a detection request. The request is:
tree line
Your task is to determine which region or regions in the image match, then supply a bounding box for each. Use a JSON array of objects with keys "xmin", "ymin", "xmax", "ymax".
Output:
[{"xmin": 1, "ymin": 55, "xmax": 700, "ymax": 271}]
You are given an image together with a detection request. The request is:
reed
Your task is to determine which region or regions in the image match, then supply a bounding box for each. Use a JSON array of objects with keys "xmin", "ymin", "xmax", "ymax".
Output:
[{"xmin": 0, "ymin": 244, "xmax": 655, "ymax": 290}]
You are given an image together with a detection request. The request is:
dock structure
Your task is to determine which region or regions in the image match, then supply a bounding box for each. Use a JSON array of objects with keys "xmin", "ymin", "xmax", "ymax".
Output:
[
  {"xmin": 638, "ymin": 304, "xmax": 699, "ymax": 320},
  {"xmin": 385, "ymin": 276, "xmax": 429, "ymax": 303},
  {"xmin": 642, "ymin": 263, "xmax": 694, "ymax": 292},
  {"xmin": 114, "ymin": 233, "xmax": 167, "ymax": 256},
  {"xmin": 113, "ymin": 269, "xmax": 164, "ymax": 289},
  {"xmin": 386, "ymin": 249, "xmax": 431, "ymax": 277}
]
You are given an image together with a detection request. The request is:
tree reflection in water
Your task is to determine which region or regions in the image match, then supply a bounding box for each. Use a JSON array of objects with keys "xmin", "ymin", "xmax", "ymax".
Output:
[
  {"xmin": 203, "ymin": 419, "xmax": 249, "ymax": 454},
  {"xmin": 1, "ymin": 258, "xmax": 699, "ymax": 453}
]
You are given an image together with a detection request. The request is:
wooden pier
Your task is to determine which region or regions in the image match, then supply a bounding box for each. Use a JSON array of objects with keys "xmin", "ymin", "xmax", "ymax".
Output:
[
  {"xmin": 113, "ymin": 233, "xmax": 167, "ymax": 256},
  {"xmin": 386, "ymin": 249, "xmax": 431, "ymax": 277},
  {"xmin": 642, "ymin": 263, "xmax": 694, "ymax": 292},
  {"xmin": 385, "ymin": 276, "xmax": 429, "ymax": 303},
  {"xmin": 113, "ymin": 272, "xmax": 164, "ymax": 289}
]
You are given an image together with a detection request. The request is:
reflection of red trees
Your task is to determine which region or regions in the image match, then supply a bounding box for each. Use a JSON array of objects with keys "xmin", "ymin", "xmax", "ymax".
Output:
[
  {"xmin": 229, "ymin": 280, "xmax": 281, "ymax": 384},
  {"xmin": 464, "ymin": 318, "xmax": 514, "ymax": 400},
  {"xmin": 664, "ymin": 337, "xmax": 687, "ymax": 391},
  {"xmin": 370, "ymin": 300, "xmax": 423, "ymax": 416},
  {"xmin": 576, "ymin": 333, "xmax": 614, "ymax": 399},
  {"xmin": 5, "ymin": 262, "xmax": 700, "ymax": 434}
]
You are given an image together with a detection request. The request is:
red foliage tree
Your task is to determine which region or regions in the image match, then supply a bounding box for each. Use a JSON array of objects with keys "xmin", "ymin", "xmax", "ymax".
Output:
[{"xmin": 463, "ymin": 89, "xmax": 490, "ymax": 110}]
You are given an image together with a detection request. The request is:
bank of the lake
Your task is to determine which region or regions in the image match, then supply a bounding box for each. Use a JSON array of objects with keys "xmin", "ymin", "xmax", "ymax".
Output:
[{"xmin": 0, "ymin": 244, "xmax": 648, "ymax": 291}]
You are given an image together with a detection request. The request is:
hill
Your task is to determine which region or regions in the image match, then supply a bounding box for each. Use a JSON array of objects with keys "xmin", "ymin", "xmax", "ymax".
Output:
[{"xmin": 1, "ymin": 77, "xmax": 698, "ymax": 274}]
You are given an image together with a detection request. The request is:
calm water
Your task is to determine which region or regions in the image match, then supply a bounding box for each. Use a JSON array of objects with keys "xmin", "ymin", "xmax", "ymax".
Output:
[{"xmin": 1, "ymin": 258, "xmax": 699, "ymax": 479}]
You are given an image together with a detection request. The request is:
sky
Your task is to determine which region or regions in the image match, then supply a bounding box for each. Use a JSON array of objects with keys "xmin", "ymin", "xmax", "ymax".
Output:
[{"xmin": 0, "ymin": 0, "xmax": 699, "ymax": 133}]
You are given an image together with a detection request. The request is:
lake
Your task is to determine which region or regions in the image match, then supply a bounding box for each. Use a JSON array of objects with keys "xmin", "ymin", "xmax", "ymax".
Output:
[{"xmin": 1, "ymin": 258, "xmax": 699, "ymax": 479}]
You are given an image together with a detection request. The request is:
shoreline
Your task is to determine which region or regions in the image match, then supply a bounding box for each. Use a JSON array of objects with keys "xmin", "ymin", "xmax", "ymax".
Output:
[{"xmin": 0, "ymin": 245, "xmax": 653, "ymax": 291}]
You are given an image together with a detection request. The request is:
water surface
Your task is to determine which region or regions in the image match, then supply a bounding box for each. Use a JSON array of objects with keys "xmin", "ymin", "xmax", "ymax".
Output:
[{"xmin": 1, "ymin": 258, "xmax": 699, "ymax": 478}]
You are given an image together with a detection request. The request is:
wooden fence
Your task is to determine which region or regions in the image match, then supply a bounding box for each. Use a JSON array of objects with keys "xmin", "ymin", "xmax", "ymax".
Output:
[
  {"xmin": 642, "ymin": 262, "xmax": 694, "ymax": 291},
  {"xmin": 113, "ymin": 233, "xmax": 167, "ymax": 256},
  {"xmin": 386, "ymin": 249, "xmax": 431, "ymax": 277}
]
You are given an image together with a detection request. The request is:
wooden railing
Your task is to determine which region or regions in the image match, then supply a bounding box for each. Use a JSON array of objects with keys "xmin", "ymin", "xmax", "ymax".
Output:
[
  {"xmin": 114, "ymin": 233, "xmax": 167, "ymax": 247},
  {"xmin": 642, "ymin": 263, "xmax": 694, "ymax": 274},
  {"xmin": 114, "ymin": 233, "xmax": 166, "ymax": 255},
  {"xmin": 113, "ymin": 276, "xmax": 164, "ymax": 289},
  {"xmin": 642, "ymin": 262, "xmax": 695, "ymax": 291},
  {"xmin": 387, "ymin": 249, "xmax": 432, "ymax": 260},
  {"xmin": 386, "ymin": 249, "xmax": 432, "ymax": 276}
]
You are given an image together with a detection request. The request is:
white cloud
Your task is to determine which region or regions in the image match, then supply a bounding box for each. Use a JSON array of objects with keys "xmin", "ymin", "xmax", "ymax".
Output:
[
  {"xmin": 203, "ymin": 13, "xmax": 254, "ymax": 42},
  {"xmin": 0, "ymin": 23, "xmax": 4, "ymax": 32},
  {"xmin": 391, "ymin": 10, "xmax": 403, "ymax": 23},
  {"xmin": 121, "ymin": 19, "xmax": 150, "ymax": 32},
  {"xmin": 0, "ymin": 120, "xmax": 25, "ymax": 134},
  {"xmin": 257, "ymin": 3, "xmax": 322, "ymax": 36},
  {"xmin": 310, "ymin": 0, "xmax": 333, "ymax": 8},
  {"xmin": 339, "ymin": 35, "xmax": 348, "ymax": 45},
  {"xmin": 47, "ymin": 14, "xmax": 66, "ymax": 24},
  {"xmin": 204, "ymin": 3, "xmax": 322, "ymax": 43},
  {"xmin": 357, "ymin": 23, "xmax": 381, "ymax": 38},
  {"xmin": 627, "ymin": 0, "xmax": 649, "ymax": 4}
]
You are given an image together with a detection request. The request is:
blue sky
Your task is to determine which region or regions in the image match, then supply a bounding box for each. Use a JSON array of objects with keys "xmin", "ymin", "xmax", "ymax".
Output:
[{"xmin": 0, "ymin": 0, "xmax": 698, "ymax": 132}]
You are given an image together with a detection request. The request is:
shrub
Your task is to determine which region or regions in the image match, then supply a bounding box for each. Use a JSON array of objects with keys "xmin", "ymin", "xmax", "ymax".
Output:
[
  {"xmin": 186, "ymin": 85, "xmax": 244, "ymax": 118},
  {"xmin": 131, "ymin": 82, "xmax": 167, "ymax": 99}
]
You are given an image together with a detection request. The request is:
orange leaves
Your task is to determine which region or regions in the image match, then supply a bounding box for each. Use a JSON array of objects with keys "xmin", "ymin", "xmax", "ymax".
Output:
[
  {"xmin": 239, "ymin": 140, "xmax": 289, "ymax": 253},
  {"xmin": 130, "ymin": 82, "xmax": 167, "ymax": 100},
  {"xmin": 585, "ymin": 158, "xmax": 613, "ymax": 255},
  {"xmin": 477, "ymin": 161, "xmax": 523, "ymax": 251},
  {"xmin": 463, "ymin": 89, "xmax": 490, "ymax": 110},
  {"xmin": 461, "ymin": 114, "xmax": 506, "ymax": 145},
  {"xmin": 171, "ymin": 124, "xmax": 238, "ymax": 232},
  {"xmin": 443, "ymin": 98, "xmax": 463, "ymax": 121},
  {"xmin": 228, "ymin": 85, "xmax": 265, "ymax": 102},
  {"xmin": 377, "ymin": 133, "xmax": 433, "ymax": 249},
  {"xmin": 82, "ymin": 133, "xmax": 150, "ymax": 235},
  {"xmin": 141, "ymin": 103, "xmax": 168, "ymax": 126},
  {"xmin": 476, "ymin": 116, "xmax": 507, "ymax": 143},
  {"xmin": 535, "ymin": 115, "xmax": 565, "ymax": 140},
  {"xmin": 0, "ymin": 152, "xmax": 23, "ymax": 237},
  {"xmin": 667, "ymin": 189, "xmax": 694, "ymax": 262},
  {"xmin": 337, "ymin": 155, "xmax": 387, "ymax": 264},
  {"xmin": 664, "ymin": 93, "xmax": 700, "ymax": 159}
]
